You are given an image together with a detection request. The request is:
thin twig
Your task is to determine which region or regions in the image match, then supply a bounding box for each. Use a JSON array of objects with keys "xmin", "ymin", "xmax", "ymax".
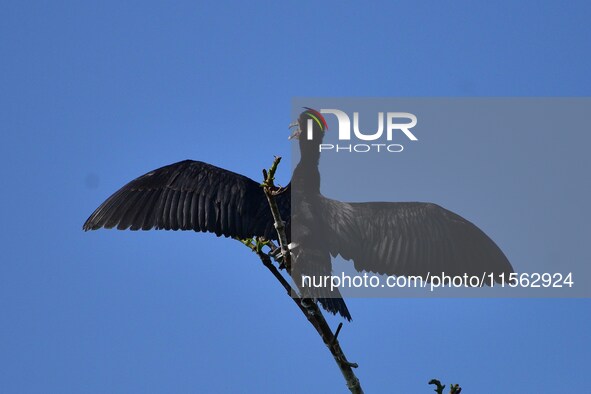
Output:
[{"xmin": 332, "ymin": 323, "xmax": 344, "ymax": 345}]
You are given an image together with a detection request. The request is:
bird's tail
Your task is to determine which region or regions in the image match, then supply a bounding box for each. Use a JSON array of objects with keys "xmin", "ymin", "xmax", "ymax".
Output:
[
  {"xmin": 293, "ymin": 266, "xmax": 352, "ymax": 321},
  {"xmin": 291, "ymin": 242, "xmax": 352, "ymax": 321},
  {"xmin": 317, "ymin": 294, "xmax": 352, "ymax": 321}
]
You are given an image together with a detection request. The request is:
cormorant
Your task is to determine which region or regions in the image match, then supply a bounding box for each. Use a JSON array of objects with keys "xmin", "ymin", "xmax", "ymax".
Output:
[{"xmin": 84, "ymin": 108, "xmax": 513, "ymax": 321}]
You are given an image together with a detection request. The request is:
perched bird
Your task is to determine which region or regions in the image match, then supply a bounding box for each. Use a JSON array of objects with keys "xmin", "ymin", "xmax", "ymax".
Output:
[{"xmin": 84, "ymin": 108, "xmax": 513, "ymax": 321}]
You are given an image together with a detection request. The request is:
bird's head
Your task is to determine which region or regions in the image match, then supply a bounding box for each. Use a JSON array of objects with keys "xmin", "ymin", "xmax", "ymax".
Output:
[{"xmin": 289, "ymin": 107, "xmax": 328, "ymax": 142}]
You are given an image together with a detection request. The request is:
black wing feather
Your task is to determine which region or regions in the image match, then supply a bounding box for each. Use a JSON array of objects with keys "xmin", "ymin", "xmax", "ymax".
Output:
[
  {"xmin": 83, "ymin": 160, "xmax": 290, "ymax": 240},
  {"xmin": 323, "ymin": 199, "xmax": 512, "ymax": 282}
]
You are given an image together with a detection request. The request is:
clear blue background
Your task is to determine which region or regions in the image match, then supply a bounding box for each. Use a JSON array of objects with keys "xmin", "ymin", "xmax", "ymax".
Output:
[{"xmin": 1, "ymin": 1, "xmax": 590, "ymax": 393}]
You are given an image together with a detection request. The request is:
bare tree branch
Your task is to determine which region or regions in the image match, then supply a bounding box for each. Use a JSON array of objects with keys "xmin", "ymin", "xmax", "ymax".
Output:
[
  {"xmin": 260, "ymin": 156, "xmax": 291, "ymax": 271},
  {"xmin": 238, "ymin": 156, "xmax": 363, "ymax": 393}
]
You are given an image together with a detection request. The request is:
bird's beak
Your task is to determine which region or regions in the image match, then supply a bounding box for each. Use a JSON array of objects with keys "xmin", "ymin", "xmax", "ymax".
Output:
[{"xmin": 288, "ymin": 121, "xmax": 301, "ymax": 140}]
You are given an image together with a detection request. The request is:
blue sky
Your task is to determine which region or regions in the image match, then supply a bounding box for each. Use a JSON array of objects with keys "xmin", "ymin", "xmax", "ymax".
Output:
[{"xmin": 1, "ymin": 1, "xmax": 590, "ymax": 393}]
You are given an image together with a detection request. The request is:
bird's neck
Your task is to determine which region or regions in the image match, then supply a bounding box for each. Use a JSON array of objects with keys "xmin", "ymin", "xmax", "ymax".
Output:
[
  {"xmin": 294, "ymin": 139, "xmax": 322, "ymax": 194},
  {"xmin": 299, "ymin": 136, "xmax": 322, "ymax": 166},
  {"xmin": 294, "ymin": 161, "xmax": 320, "ymax": 192}
]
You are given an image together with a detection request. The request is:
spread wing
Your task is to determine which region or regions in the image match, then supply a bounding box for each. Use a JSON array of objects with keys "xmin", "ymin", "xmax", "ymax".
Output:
[
  {"xmin": 323, "ymin": 199, "xmax": 513, "ymax": 282},
  {"xmin": 83, "ymin": 160, "xmax": 290, "ymax": 240}
]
